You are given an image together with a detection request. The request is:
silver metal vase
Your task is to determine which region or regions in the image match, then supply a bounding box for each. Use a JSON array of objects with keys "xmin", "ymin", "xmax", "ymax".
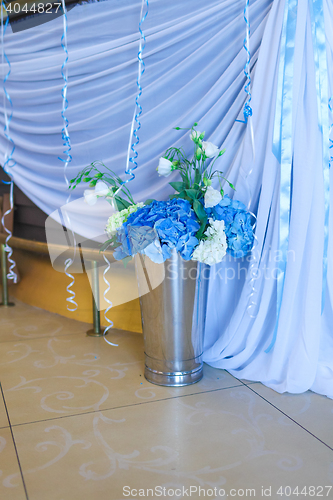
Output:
[{"xmin": 135, "ymin": 248, "xmax": 210, "ymax": 387}]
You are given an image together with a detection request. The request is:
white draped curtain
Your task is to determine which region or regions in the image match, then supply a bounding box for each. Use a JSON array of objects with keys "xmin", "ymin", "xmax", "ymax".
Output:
[{"xmin": 1, "ymin": 0, "xmax": 333, "ymax": 399}]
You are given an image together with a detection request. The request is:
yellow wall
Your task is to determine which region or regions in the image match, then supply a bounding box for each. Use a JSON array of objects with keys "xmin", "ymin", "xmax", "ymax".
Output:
[{"xmin": 5, "ymin": 249, "xmax": 143, "ymax": 333}]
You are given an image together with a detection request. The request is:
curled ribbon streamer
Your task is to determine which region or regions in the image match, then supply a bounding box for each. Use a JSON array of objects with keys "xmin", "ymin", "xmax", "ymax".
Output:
[
  {"xmin": 123, "ymin": 0, "xmax": 148, "ymax": 185},
  {"xmin": 59, "ymin": 0, "xmax": 77, "ymax": 312},
  {"xmin": 233, "ymin": 0, "xmax": 258, "ymax": 319},
  {"xmin": 236, "ymin": 0, "xmax": 253, "ymax": 126},
  {"xmin": 102, "ymin": 1, "xmax": 148, "ymax": 343},
  {"xmin": 102, "ymin": 253, "xmax": 118, "ymax": 346},
  {"xmin": 64, "ymin": 258, "xmax": 77, "ymax": 312},
  {"xmin": 246, "ymin": 213, "xmax": 259, "ymax": 319},
  {"xmin": 1, "ymin": 3, "xmax": 17, "ymax": 284}
]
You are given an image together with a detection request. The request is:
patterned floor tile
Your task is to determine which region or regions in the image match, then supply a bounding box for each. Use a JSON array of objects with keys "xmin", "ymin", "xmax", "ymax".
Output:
[
  {"xmin": 0, "ymin": 299, "xmax": 90, "ymax": 343},
  {"xmin": 0, "ymin": 392, "xmax": 9, "ymax": 428},
  {"xmin": 249, "ymin": 383, "xmax": 333, "ymax": 449},
  {"xmin": 11, "ymin": 385, "xmax": 333, "ymax": 500},
  {"xmin": 0, "ymin": 428, "xmax": 26, "ymax": 500},
  {"xmin": 0, "ymin": 332, "xmax": 241, "ymax": 426}
]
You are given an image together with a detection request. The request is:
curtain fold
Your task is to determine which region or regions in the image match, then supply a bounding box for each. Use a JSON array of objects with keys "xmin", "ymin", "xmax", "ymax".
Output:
[
  {"xmin": 0, "ymin": 0, "xmax": 272, "ymax": 237},
  {"xmin": 203, "ymin": 0, "xmax": 333, "ymax": 399}
]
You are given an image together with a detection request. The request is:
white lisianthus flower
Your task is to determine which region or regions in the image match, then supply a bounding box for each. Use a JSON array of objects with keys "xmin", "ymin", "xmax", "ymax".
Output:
[
  {"xmin": 95, "ymin": 180, "xmax": 110, "ymax": 196},
  {"xmin": 84, "ymin": 180, "xmax": 111, "ymax": 205},
  {"xmin": 157, "ymin": 157, "xmax": 173, "ymax": 177},
  {"xmin": 84, "ymin": 189, "xmax": 98, "ymax": 205},
  {"xmin": 190, "ymin": 130, "xmax": 204, "ymax": 142},
  {"xmin": 204, "ymin": 186, "xmax": 222, "ymax": 208},
  {"xmin": 192, "ymin": 218, "xmax": 227, "ymax": 265},
  {"xmin": 202, "ymin": 141, "xmax": 219, "ymax": 158},
  {"xmin": 105, "ymin": 202, "xmax": 144, "ymax": 236}
]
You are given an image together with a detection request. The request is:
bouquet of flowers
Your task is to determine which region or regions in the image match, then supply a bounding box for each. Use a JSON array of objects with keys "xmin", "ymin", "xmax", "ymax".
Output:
[{"xmin": 70, "ymin": 124, "xmax": 254, "ymax": 265}]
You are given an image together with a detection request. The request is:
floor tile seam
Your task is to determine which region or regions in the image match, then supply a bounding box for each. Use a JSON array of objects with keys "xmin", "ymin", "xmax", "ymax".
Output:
[
  {"xmin": 0, "ymin": 384, "xmax": 30, "ymax": 500},
  {"xmin": 246, "ymin": 384, "xmax": 333, "ymax": 452},
  {"xmin": 10, "ymin": 382, "xmax": 245, "ymax": 428}
]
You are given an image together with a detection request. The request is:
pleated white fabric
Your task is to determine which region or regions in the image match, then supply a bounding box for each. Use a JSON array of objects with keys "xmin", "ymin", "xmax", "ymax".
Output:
[
  {"xmin": 0, "ymin": 0, "xmax": 272, "ymax": 236},
  {"xmin": 203, "ymin": 0, "xmax": 333, "ymax": 399}
]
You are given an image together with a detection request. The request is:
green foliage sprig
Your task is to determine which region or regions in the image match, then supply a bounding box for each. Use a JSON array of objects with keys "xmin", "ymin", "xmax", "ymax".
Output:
[{"xmin": 69, "ymin": 161, "xmax": 134, "ymax": 211}]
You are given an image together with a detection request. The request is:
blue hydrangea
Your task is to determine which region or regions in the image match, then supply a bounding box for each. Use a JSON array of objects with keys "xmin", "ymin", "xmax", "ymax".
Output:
[
  {"xmin": 114, "ymin": 199, "xmax": 200, "ymax": 262},
  {"xmin": 205, "ymin": 194, "xmax": 254, "ymax": 258}
]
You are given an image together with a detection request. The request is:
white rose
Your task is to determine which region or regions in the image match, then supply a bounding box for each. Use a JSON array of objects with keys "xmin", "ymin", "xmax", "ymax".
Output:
[
  {"xmin": 204, "ymin": 186, "xmax": 222, "ymax": 208},
  {"xmin": 157, "ymin": 157, "xmax": 173, "ymax": 177},
  {"xmin": 202, "ymin": 141, "xmax": 219, "ymax": 158}
]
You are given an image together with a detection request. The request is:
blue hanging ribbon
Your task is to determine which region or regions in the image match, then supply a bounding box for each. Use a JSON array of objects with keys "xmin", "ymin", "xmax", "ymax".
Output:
[
  {"xmin": 267, "ymin": 0, "xmax": 330, "ymax": 352},
  {"xmin": 236, "ymin": 0, "xmax": 252, "ymax": 124},
  {"xmin": 58, "ymin": 0, "xmax": 72, "ymax": 170},
  {"xmin": 123, "ymin": 0, "xmax": 148, "ymax": 185},
  {"xmin": 234, "ymin": 0, "xmax": 259, "ymax": 320},
  {"xmin": 59, "ymin": 0, "xmax": 77, "ymax": 312},
  {"xmin": 1, "ymin": 2, "xmax": 17, "ymax": 284}
]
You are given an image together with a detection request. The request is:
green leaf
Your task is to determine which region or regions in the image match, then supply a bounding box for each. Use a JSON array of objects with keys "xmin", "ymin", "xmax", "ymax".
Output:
[
  {"xmin": 114, "ymin": 196, "xmax": 131, "ymax": 211},
  {"xmin": 185, "ymin": 189, "xmax": 199, "ymax": 200},
  {"xmin": 122, "ymin": 256, "xmax": 132, "ymax": 268},
  {"xmin": 144, "ymin": 199, "xmax": 154, "ymax": 206},
  {"xmin": 193, "ymin": 200, "xmax": 207, "ymax": 222},
  {"xmin": 169, "ymin": 181, "xmax": 185, "ymax": 192},
  {"xmin": 196, "ymin": 219, "xmax": 208, "ymax": 240},
  {"xmin": 177, "ymin": 190, "xmax": 190, "ymax": 201},
  {"xmin": 100, "ymin": 237, "xmax": 116, "ymax": 253}
]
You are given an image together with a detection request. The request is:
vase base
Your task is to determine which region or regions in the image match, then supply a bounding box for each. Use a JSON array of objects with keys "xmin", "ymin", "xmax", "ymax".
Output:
[{"xmin": 144, "ymin": 365, "xmax": 203, "ymax": 387}]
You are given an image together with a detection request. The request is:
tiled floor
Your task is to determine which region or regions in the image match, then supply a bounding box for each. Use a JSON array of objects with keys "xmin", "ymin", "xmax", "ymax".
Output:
[{"xmin": 0, "ymin": 300, "xmax": 332, "ymax": 500}]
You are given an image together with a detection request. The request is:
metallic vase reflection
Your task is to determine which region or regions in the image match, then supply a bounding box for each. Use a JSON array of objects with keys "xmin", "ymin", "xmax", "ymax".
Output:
[{"xmin": 135, "ymin": 249, "xmax": 210, "ymax": 387}]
